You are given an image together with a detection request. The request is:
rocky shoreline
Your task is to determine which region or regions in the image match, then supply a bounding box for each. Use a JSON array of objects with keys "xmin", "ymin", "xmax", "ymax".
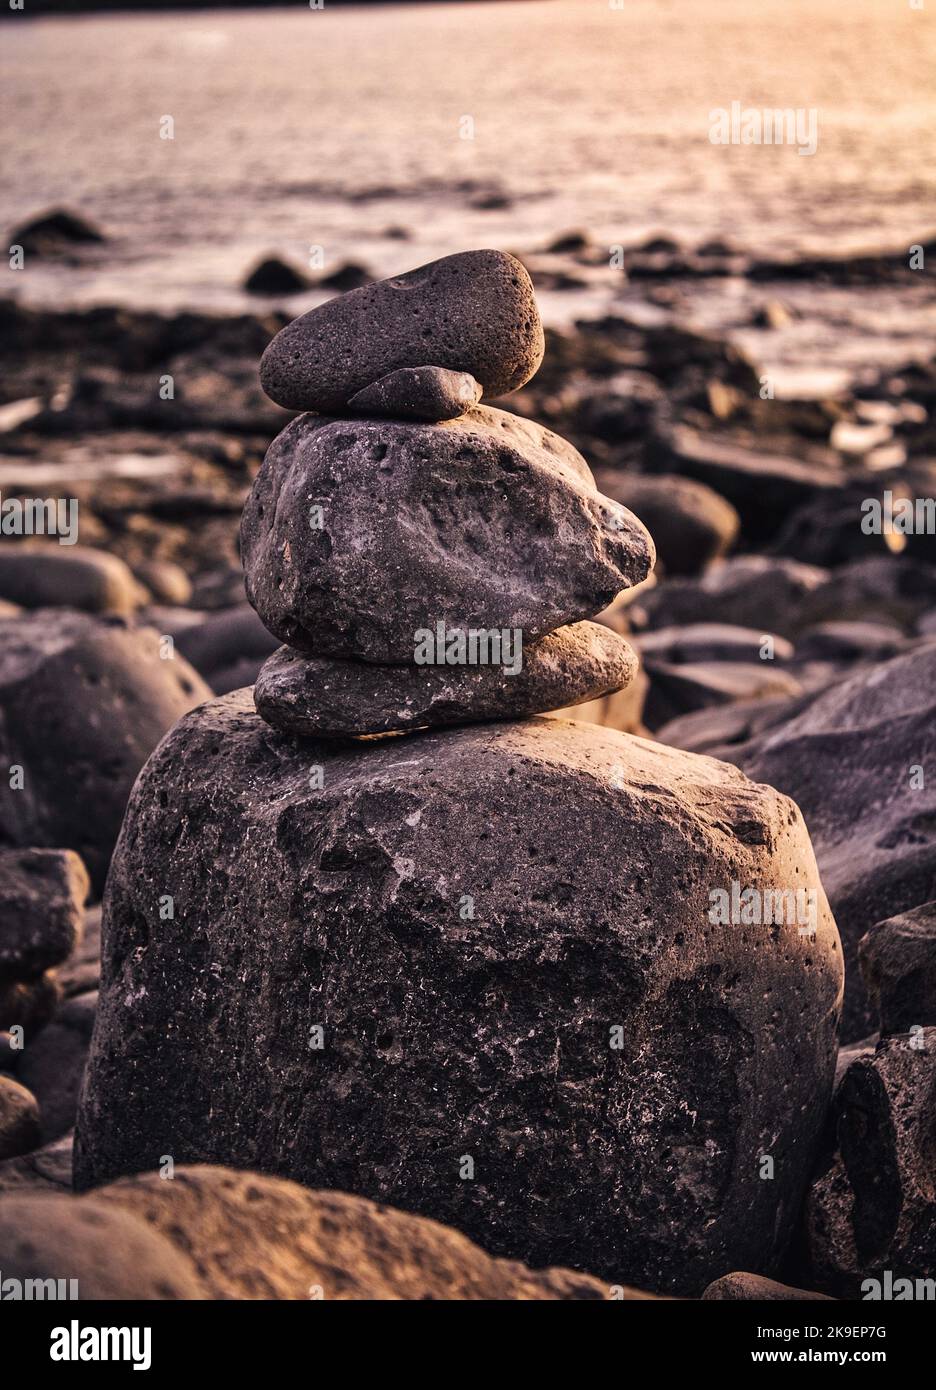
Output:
[{"xmin": 0, "ymin": 235, "xmax": 934, "ymax": 1300}]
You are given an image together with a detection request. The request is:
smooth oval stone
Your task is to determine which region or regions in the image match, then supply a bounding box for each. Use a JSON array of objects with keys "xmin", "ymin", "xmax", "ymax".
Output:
[
  {"xmin": 348, "ymin": 366, "xmax": 482, "ymax": 422},
  {"xmin": 259, "ymin": 250, "xmax": 544, "ymax": 412},
  {"xmin": 253, "ymin": 623, "xmax": 638, "ymax": 737},
  {"xmin": 240, "ymin": 406, "xmax": 654, "ymax": 663}
]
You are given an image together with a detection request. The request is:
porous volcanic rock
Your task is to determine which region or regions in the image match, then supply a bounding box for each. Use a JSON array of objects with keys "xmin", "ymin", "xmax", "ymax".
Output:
[
  {"xmin": 348, "ymin": 365, "xmax": 482, "ymax": 422},
  {"xmin": 75, "ymin": 692, "xmax": 842, "ymax": 1296},
  {"xmin": 0, "ymin": 612, "xmax": 211, "ymax": 892},
  {"xmin": 259, "ymin": 250, "xmax": 544, "ymax": 411},
  {"xmin": 254, "ymin": 623, "xmax": 638, "ymax": 737},
  {"xmin": 0, "ymin": 848, "xmax": 89, "ymax": 982},
  {"xmin": 806, "ymin": 1030, "xmax": 936, "ymax": 1298},
  {"xmin": 241, "ymin": 407, "xmax": 653, "ymax": 662}
]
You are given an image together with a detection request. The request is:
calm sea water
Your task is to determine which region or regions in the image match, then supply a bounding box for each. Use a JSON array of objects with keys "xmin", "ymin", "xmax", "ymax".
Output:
[{"xmin": 2, "ymin": 0, "xmax": 935, "ymax": 372}]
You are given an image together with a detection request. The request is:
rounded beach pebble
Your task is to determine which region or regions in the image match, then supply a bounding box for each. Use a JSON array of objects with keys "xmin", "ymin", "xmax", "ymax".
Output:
[{"xmin": 259, "ymin": 249, "xmax": 544, "ymax": 411}]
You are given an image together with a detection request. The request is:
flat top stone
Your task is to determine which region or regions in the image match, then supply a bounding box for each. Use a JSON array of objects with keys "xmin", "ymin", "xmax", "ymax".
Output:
[
  {"xmin": 253, "ymin": 622, "xmax": 639, "ymax": 738},
  {"xmin": 348, "ymin": 366, "xmax": 482, "ymax": 422},
  {"xmin": 259, "ymin": 250, "xmax": 544, "ymax": 412}
]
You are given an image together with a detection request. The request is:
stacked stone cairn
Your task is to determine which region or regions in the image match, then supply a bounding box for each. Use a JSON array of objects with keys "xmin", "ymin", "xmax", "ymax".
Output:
[
  {"xmin": 244, "ymin": 250, "xmax": 651, "ymax": 737},
  {"xmin": 76, "ymin": 252, "xmax": 844, "ymax": 1296}
]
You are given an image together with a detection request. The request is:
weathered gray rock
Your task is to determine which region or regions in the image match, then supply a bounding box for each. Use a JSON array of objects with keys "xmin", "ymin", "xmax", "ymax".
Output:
[
  {"xmin": 702, "ymin": 1272, "xmax": 834, "ymax": 1301},
  {"xmin": 0, "ymin": 1074, "xmax": 40, "ymax": 1159},
  {"xmin": 18, "ymin": 991, "xmax": 97, "ymax": 1142},
  {"xmin": 859, "ymin": 903, "xmax": 936, "ymax": 1036},
  {"xmin": 76, "ymin": 692, "xmax": 842, "ymax": 1296},
  {"xmin": 260, "ymin": 250, "xmax": 544, "ymax": 412},
  {"xmin": 730, "ymin": 641, "xmax": 936, "ymax": 1040},
  {"xmin": 0, "ymin": 612, "xmax": 211, "ymax": 892},
  {"xmin": 593, "ymin": 471, "xmax": 739, "ymax": 576},
  {"xmin": 348, "ymin": 366, "xmax": 482, "ymax": 422},
  {"xmin": 241, "ymin": 407, "xmax": 653, "ymax": 663},
  {"xmin": 0, "ymin": 1190, "xmax": 204, "ymax": 1299},
  {"xmin": 254, "ymin": 623, "xmax": 638, "ymax": 737},
  {"xmin": 0, "ymin": 848, "xmax": 88, "ymax": 983},
  {"xmin": 806, "ymin": 1031, "xmax": 936, "ymax": 1298},
  {"xmin": 0, "ymin": 546, "xmax": 145, "ymax": 615},
  {"xmin": 638, "ymin": 556, "xmax": 828, "ymax": 638}
]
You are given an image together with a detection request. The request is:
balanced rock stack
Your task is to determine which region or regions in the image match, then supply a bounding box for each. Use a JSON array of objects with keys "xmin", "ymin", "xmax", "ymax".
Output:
[
  {"xmin": 243, "ymin": 250, "xmax": 651, "ymax": 737},
  {"xmin": 76, "ymin": 252, "xmax": 844, "ymax": 1297}
]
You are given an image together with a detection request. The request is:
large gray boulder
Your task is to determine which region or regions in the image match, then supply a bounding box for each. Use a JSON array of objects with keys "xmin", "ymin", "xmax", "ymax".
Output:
[
  {"xmin": 259, "ymin": 250, "xmax": 544, "ymax": 411},
  {"xmin": 76, "ymin": 693, "xmax": 842, "ymax": 1296},
  {"xmin": 241, "ymin": 407, "xmax": 654, "ymax": 663}
]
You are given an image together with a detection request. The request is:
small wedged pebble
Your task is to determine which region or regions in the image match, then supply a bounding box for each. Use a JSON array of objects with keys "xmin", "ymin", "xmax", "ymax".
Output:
[
  {"xmin": 254, "ymin": 622, "xmax": 639, "ymax": 737},
  {"xmin": 348, "ymin": 365, "xmax": 482, "ymax": 421},
  {"xmin": 259, "ymin": 250, "xmax": 544, "ymax": 411}
]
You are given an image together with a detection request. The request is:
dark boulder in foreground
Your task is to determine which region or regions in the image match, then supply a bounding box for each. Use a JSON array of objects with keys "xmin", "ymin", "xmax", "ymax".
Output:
[
  {"xmin": 76, "ymin": 693, "xmax": 842, "ymax": 1295},
  {"xmin": 241, "ymin": 406, "xmax": 653, "ymax": 662},
  {"xmin": 806, "ymin": 1030, "xmax": 936, "ymax": 1298},
  {"xmin": 731, "ymin": 641, "xmax": 936, "ymax": 1040},
  {"xmin": 0, "ymin": 612, "xmax": 211, "ymax": 892},
  {"xmin": 0, "ymin": 1164, "xmax": 634, "ymax": 1300},
  {"xmin": 259, "ymin": 250, "xmax": 544, "ymax": 411},
  {"xmin": 254, "ymin": 623, "xmax": 638, "ymax": 737}
]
